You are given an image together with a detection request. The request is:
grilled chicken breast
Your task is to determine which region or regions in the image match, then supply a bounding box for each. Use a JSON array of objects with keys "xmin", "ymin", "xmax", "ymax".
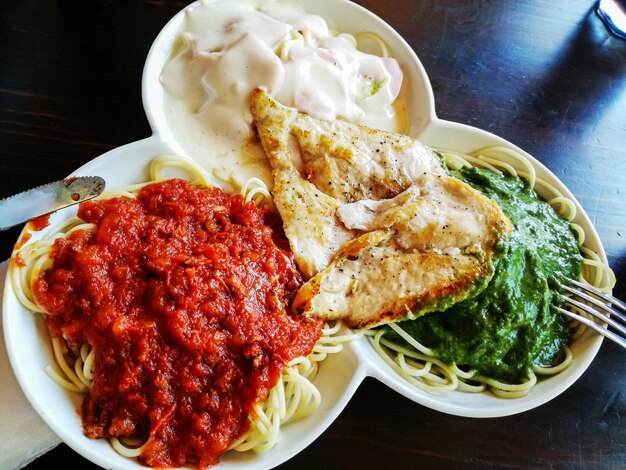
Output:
[
  {"xmin": 250, "ymin": 87, "xmax": 443, "ymax": 278},
  {"xmin": 293, "ymin": 174, "xmax": 512, "ymax": 328},
  {"xmin": 270, "ymin": 168, "xmax": 356, "ymax": 279},
  {"xmin": 250, "ymin": 88, "xmax": 512, "ymax": 328},
  {"xmin": 251, "ymin": 87, "xmax": 444, "ymax": 204},
  {"xmin": 250, "ymin": 88, "xmax": 358, "ymax": 279}
]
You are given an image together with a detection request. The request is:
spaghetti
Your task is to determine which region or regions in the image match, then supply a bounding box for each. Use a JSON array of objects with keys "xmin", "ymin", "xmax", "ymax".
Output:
[
  {"xmin": 365, "ymin": 146, "xmax": 615, "ymax": 398},
  {"xmin": 10, "ymin": 155, "xmax": 353, "ymax": 468}
]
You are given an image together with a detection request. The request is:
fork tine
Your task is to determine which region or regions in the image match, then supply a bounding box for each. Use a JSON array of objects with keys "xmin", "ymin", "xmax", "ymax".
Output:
[
  {"xmin": 561, "ymin": 295, "xmax": 626, "ymax": 338},
  {"xmin": 556, "ymin": 306, "xmax": 626, "ymax": 351},
  {"xmin": 560, "ymin": 281, "xmax": 626, "ymax": 325},
  {"xmin": 558, "ymin": 277, "xmax": 626, "ymax": 351},
  {"xmin": 566, "ymin": 277, "xmax": 626, "ymax": 316}
]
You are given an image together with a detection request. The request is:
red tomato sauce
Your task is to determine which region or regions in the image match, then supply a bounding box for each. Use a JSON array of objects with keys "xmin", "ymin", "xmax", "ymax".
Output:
[
  {"xmin": 13, "ymin": 215, "xmax": 52, "ymax": 260},
  {"xmin": 29, "ymin": 213, "xmax": 51, "ymax": 231},
  {"xmin": 33, "ymin": 179, "xmax": 323, "ymax": 468}
]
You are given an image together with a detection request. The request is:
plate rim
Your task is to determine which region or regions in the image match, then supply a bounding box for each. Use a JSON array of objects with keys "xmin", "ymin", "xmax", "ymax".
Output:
[{"xmin": 1, "ymin": 0, "xmax": 612, "ymax": 468}]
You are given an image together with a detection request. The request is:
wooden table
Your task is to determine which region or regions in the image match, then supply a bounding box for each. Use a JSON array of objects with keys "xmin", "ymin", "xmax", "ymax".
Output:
[{"xmin": 2, "ymin": 0, "xmax": 625, "ymax": 468}]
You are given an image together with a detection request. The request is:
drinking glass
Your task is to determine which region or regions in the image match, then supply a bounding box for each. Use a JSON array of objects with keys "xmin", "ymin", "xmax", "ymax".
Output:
[{"xmin": 597, "ymin": 0, "xmax": 626, "ymax": 39}]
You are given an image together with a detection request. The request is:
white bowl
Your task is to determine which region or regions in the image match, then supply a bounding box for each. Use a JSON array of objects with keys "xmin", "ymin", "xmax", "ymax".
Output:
[{"xmin": 3, "ymin": 0, "xmax": 608, "ymax": 469}]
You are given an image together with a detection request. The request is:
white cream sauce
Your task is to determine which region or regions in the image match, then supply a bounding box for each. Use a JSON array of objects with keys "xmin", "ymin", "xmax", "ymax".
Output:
[{"xmin": 160, "ymin": 0, "xmax": 407, "ymax": 189}]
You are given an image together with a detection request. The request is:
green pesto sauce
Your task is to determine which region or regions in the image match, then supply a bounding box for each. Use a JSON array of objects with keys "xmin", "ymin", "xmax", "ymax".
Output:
[{"xmin": 382, "ymin": 166, "xmax": 583, "ymax": 383}]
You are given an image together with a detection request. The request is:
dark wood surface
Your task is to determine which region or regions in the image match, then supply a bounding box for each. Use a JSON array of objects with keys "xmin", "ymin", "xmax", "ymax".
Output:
[{"xmin": 1, "ymin": 0, "xmax": 625, "ymax": 469}]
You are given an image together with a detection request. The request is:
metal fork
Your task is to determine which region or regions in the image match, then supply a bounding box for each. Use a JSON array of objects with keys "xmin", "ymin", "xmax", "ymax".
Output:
[{"xmin": 555, "ymin": 278, "xmax": 626, "ymax": 351}]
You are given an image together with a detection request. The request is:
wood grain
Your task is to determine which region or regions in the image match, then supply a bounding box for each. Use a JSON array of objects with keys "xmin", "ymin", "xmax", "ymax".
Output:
[{"xmin": 1, "ymin": 1, "xmax": 624, "ymax": 468}]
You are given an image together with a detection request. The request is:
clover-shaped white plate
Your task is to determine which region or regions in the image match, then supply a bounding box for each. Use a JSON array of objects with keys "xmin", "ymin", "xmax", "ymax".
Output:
[{"xmin": 3, "ymin": 1, "xmax": 608, "ymax": 469}]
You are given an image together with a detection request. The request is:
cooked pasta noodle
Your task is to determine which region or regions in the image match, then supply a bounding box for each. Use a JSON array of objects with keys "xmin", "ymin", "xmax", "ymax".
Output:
[
  {"xmin": 10, "ymin": 154, "xmax": 355, "ymax": 463},
  {"xmin": 366, "ymin": 146, "xmax": 615, "ymax": 398},
  {"xmin": 212, "ymin": 166, "xmax": 274, "ymax": 209},
  {"xmin": 355, "ymin": 32, "xmax": 389, "ymax": 58}
]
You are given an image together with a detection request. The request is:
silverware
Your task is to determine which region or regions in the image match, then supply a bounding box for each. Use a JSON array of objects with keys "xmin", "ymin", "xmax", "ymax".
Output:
[
  {"xmin": 556, "ymin": 277, "xmax": 626, "ymax": 351},
  {"xmin": 0, "ymin": 176, "xmax": 105, "ymax": 231}
]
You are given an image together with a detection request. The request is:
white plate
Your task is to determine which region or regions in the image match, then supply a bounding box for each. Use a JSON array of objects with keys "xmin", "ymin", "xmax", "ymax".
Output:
[{"xmin": 2, "ymin": 0, "xmax": 608, "ymax": 469}]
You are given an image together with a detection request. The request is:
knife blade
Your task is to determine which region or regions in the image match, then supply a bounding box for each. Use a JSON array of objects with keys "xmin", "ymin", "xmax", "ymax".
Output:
[{"xmin": 0, "ymin": 176, "xmax": 106, "ymax": 231}]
